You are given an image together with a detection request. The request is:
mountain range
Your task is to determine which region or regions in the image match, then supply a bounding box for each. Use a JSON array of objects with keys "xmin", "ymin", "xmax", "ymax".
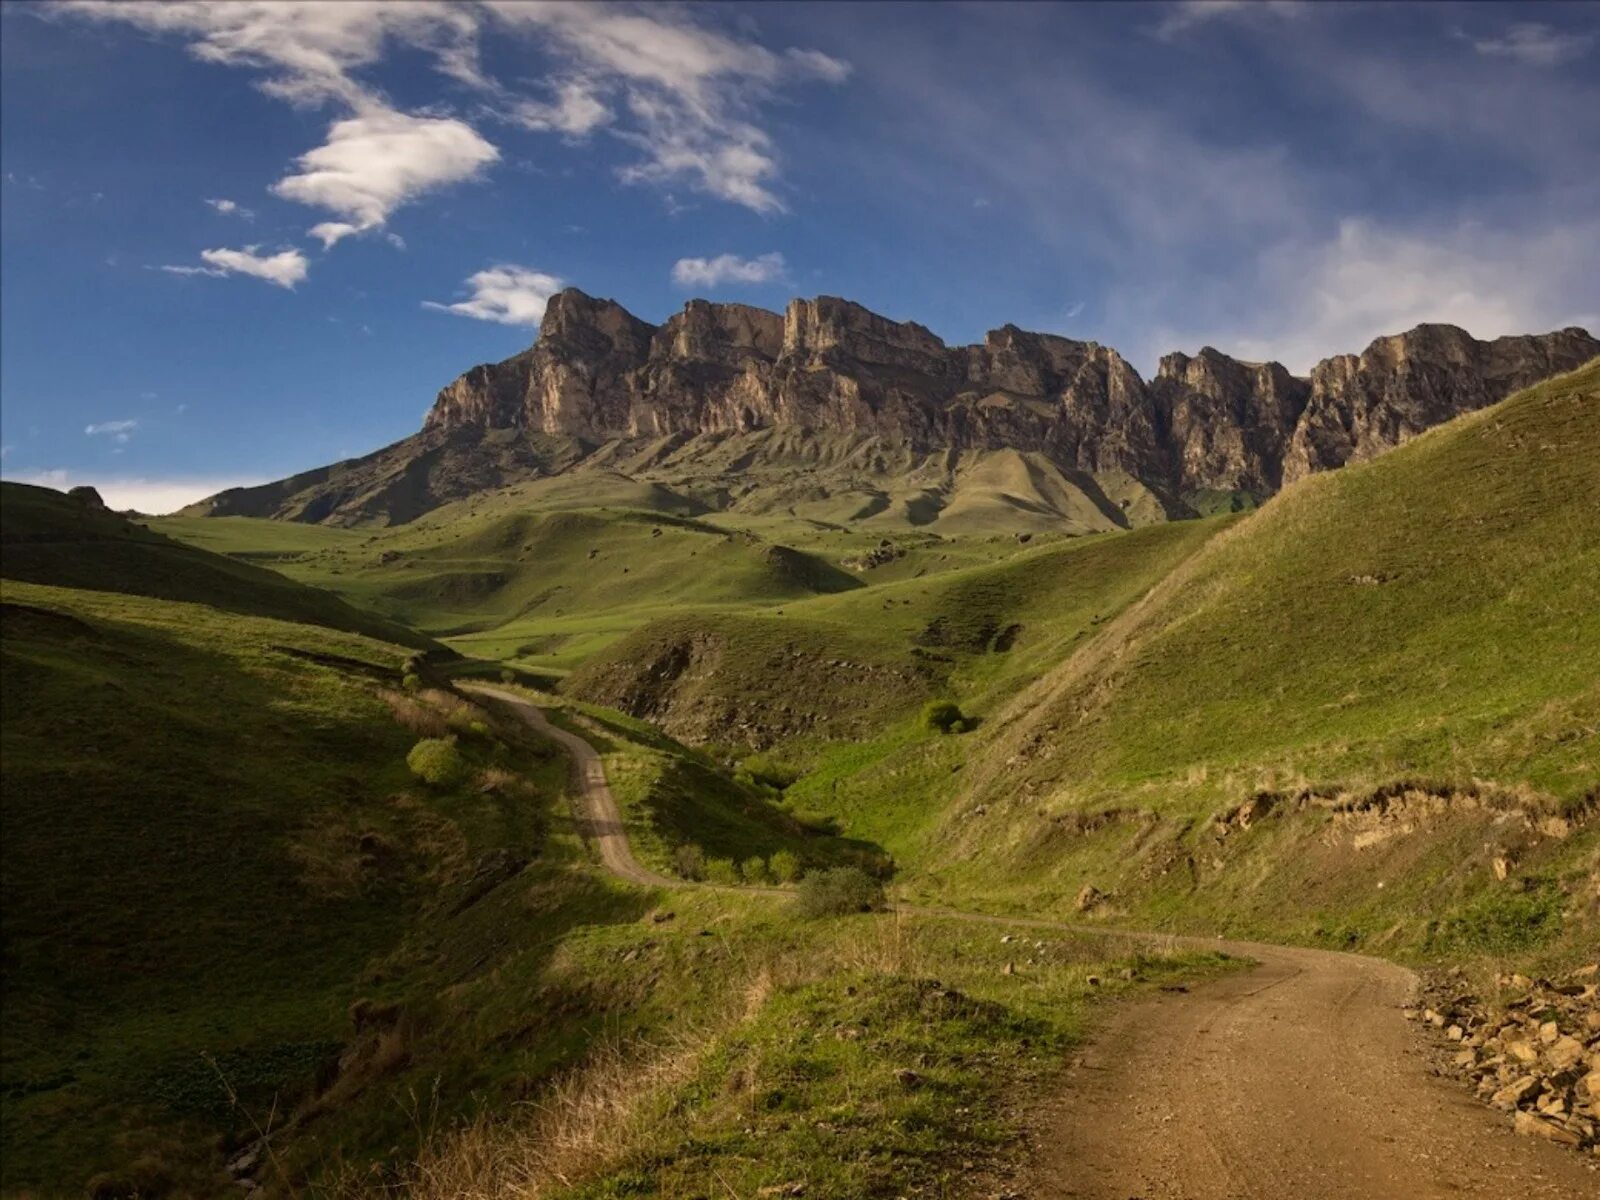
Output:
[{"xmin": 187, "ymin": 290, "xmax": 1597, "ymax": 529}]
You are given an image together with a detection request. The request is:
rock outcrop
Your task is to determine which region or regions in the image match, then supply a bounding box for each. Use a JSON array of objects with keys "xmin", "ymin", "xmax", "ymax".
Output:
[
  {"xmin": 1413, "ymin": 963, "xmax": 1600, "ymax": 1156},
  {"xmin": 195, "ymin": 289, "xmax": 1598, "ymax": 525}
]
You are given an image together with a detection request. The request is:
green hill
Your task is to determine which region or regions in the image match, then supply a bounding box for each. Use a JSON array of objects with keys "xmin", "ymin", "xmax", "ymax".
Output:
[
  {"xmin": 1, "ymin": 482, "xmax": 439, "ymax": 652},
  {"xmin": 564, "ymin": 517, "xmax": 1229, "ymax": 752},
  {"xmin": 812, "ymin": 359, "xmax": 1600, "ymax": 957}
]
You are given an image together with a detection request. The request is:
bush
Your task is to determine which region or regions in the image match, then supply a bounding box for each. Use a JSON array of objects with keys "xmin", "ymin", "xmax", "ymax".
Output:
[
  {"xmin": 401, "ymin": 672, "xmax": 423, "ymax": 693},
  {"xmin": 769, "ymin": 849, "xmax": 803, "ymax": 883},
  {"xmin": 922, "ymin": 699, "xmax": 966, "ymax": 734},
  {"xmin": 499, "ymin": 668, "xmax": 515, "ymax": 684},
  {"xmin": 794, "ymin": 867, "xmax": 884, "ymax": 918},
  {"xmin": 407, "ymin": 738, "xmax": 467, "ymax": 787},
  {"xmin": 740, "ymin": 855, "xmax": 771, "ymax": 884},
  {"xmin": 704, "ymin": 858, "xmax": 741, "ymax": 886},
  {"xmin": 740, "ymin": 754, "xmax": 801, "ymax": 791},
  {"xmin": 673, "ymin": 843, "xmax": 706, "ymax": 881}
]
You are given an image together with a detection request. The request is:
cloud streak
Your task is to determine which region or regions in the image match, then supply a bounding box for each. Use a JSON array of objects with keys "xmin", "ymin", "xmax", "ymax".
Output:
[
  {"xmin": 85, "ymin": 419, "xmax": 138, "ymax": 443},
  {"xmin": 1469, "ymin": 22, "xmax": 1596, "ymax": 67},
  {"xmin": 163, "ymin": 246, "xmax": 309, "ymax": 288},
  {"xmin": 424, "ymin": 265, "xmax": 565, "ymax": 326},
  {"xmin": 59, "ymin": 1, "xmax": 849, "ymax": 222},
  {"xmin": 671, "ymin": 252, "xmax": 787, "ymax": 288}
]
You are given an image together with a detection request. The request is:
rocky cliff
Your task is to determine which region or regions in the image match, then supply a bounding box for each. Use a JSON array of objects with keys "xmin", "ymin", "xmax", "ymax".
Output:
[{"xmin": 194, "ymin": 290, "xmax": 1597, "ymax": 525}]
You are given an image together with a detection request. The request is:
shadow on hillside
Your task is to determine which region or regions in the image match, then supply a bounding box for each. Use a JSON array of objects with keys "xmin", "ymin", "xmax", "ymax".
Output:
[{"xmin": 559, "ymin": 706, "xmax": 896, "ymax": 876}]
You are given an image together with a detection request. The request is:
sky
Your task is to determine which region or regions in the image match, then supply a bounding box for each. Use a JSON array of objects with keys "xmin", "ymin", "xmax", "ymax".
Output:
[{"xmin": 2, "ymin": 0, "xmax": 1597, "ymax": 512}]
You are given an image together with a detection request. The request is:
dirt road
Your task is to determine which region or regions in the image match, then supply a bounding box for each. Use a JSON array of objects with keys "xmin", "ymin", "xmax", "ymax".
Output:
[
  {"xmin": 466, "ymin": 686, "xmax": 677, "ymax": 888},
  {"xmin": 473, "ymin": 687, "xmax": 1596, "ymax": 1198},
  {"xmin": 1031, "ymin": 937, "xmax": 1596, "ymax": 1198}
]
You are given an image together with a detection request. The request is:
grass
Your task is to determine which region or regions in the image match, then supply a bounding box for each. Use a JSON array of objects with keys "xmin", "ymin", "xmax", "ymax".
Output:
[
  {"xmin": 322, "ymin": 897, "xmax": 1234, "ymax": 1200},
  {"xmin": 775, "ymin": 361, "xmax": 1600, "ymax": 964},
  {"xmin": 0, "ymin": 579, "xmax": 571, "ymax": 1194},
  {"xmin": 537, "ymin": 695, "xmax": 895, "ymax": 879},
  {"xmin": 2, "ymin": 482, "xmax": 436, "ymax": 651}
]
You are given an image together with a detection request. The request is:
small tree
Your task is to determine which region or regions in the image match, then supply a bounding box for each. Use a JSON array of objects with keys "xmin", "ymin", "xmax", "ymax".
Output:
[
  {"xmin": 795, "ymin": 867, "xmax": 884, "ymax": 918},
  {"xmin": 704, "ymin": 858, "xmax": 741, "ymax": 886},
  {"xmin": 740, "ymin": 855, "xmax": 770, "ymax": 885},
  {"xmin": 499, "ymin": 668, "xmax": 516, "ymax": 685},
  {"xmin": 673, "ymin": 843, "xmax": 706, "ymax": 881},
  {"xmin": 407, "ymin": 737, "xmax": 467, "ymax": 787},
  {"xmin": 769, "ymin": 849, "xmax": 803, "ymax": 884},
  {"xmin": 401, "ymin": 672, "xmax": 423, "ymax": 693},
  {"xmin": 922, "ymin": 699, "xmax": 966, "ymax": 734}
]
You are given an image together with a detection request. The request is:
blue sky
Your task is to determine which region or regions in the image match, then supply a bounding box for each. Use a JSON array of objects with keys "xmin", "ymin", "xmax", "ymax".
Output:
[{"xmin": 2, "ymin": 0, "xmax": 1597, "ymax": 512}]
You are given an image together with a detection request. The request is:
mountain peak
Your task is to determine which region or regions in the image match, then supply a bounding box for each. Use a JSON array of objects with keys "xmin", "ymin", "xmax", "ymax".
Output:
[{"xmin": 210, "ymin": 293, "xmax": 1598, "ymax": 525}]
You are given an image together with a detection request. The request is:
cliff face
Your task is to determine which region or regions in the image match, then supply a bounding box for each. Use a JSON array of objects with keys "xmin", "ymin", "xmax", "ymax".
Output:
[
  {"xmin": 197, "ymin": 289, "xmax": 1596, "ymax": 526},
  {"xmin": 1283, "ymin": 324, "xmax": 1600, "ymax": 483},
  {"xmin": 423, "ymin": 289, "xmax": 1596, "ymax": 499}
]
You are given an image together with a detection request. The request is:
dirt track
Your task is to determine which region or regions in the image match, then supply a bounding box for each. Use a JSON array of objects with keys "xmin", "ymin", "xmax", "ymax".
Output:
[
  {"xmin": 472, "ymin": 687, "xmax": 1597, "ymax": 1198},
  {"xmin": 467, "ymin": 685, "xmax": 678, "ymax": 888}
]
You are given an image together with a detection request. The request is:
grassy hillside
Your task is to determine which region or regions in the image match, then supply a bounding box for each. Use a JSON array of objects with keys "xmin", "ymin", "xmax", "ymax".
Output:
[
  {"xmin": 0, "ymin": 577, "xmax": 1224, "ymax": 1198},
  {"xmin": 564, "ymin": 517, "xmax": 1230, "ymax": 754},
  {"xmin": 795, "ymin": 360, "xmax": 1599, "ymax": 961},
  {"xmin": 2, "ymin": 482, "xmax": 438, "ymax": 652}
]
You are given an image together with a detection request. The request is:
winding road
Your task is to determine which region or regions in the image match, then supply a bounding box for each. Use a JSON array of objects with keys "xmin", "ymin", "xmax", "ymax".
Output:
[{"xmin": 469, "ymin": 686, "xmax": 1597, "ymax": 1198}]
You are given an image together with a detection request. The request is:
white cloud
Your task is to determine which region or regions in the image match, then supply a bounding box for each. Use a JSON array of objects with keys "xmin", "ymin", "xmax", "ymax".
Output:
[
  {"xmin": 56, "ymin": 1, "xmax": 482, "ymax": 108},
  {"xmin": 1152, "ymin": 217, "xmax": 1600, "ymax": 373},
  {"xmin": 508, "ymin": 78, "xmax": 612, "ymax": 137},
  {"xmin": 671, "ymin": 252, "xmax": 787, "ymax": 288},
  {"xmin": 1470, "ymin": 22, "xmax": 1596, "ymax": 67},
  {"xmin": 484, "ymin": 3, "xmax": 850, "ymax": 212},
  {"xmin": 60, "ymin": 2, "xmax": 846, "ymax": 219},
  {"xmin": 204, "ymin": 197, "xmax": 254, "ymax": 218},
  {"xmin": 162, "ymin": 246, "xmax": 309, "ymax": 288},
  {"xmin": 1153, "ymin": 1, "xmax": 1304, "ymax": 40},
  {"xmin": 4, "ymin": 469, "xmax": 269, "ymax": 515},
  {"xmin": 274, "ymin": 107, "xmax": 500, "ymax": 246},
  {"xmin": 423, "ymin": 265, "xmax": 565, "ymax": 327},
  {"xmin": 85, "ymin": 419, "xmax": 139, "ymax": 444}
]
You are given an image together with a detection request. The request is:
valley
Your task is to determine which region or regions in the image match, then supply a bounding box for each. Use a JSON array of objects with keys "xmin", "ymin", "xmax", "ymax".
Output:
[{"xmin": 2, "ymin": 323, "xmax": 1596, "ymax": 1197}]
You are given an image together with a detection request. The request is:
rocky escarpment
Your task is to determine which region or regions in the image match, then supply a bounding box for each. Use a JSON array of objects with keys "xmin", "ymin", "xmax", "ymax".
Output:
[{"xmin": 193, "ymin": 290, "xmax": 1597, "ymax": 525}]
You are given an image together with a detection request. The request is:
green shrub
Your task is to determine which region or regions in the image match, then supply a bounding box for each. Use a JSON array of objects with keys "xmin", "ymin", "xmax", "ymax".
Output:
[
  {"xmin": 499, "ymin": 668, "xmax": 515, "ymax": 684},
  {"xmin": 401, "ymin": 672, "xmax": 422, "ymax": 693},
  {"xmin": 922, "ymin": 699, "xmax": 966, "ymax": 734},
  {"xmin": 769, "ymin": 849, "xmax": 802, "ymax": 883},
  {"xmin": 788, "ymin": 808, "xmax": 841, "ymax": 837},
  {"xmin": 740, "ymin": 754, "xmax": 801, "ymax": 791},
  {"xmin": 740, "ymin": 855, "xmax": 771, "ymax": 885},
  {"xmin": 406, "ymin": 738, "xmax": 467, "ymax": 787},
  {"xmin": 673, "ymin": 843, "xmax": 706, "ymax": 881},
  {"xmin": 704, "ymin": 858, "xmax": 741, "ymax": 886},
  {"xmin": 794, "ymin": 867, "xmax": 884, "ymax": 918}
]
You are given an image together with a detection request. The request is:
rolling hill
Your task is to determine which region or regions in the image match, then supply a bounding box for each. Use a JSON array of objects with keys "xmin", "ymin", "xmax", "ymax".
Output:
[{"xmin": 1, "ymin": 482, "xmax": 439, "ymax": 652}]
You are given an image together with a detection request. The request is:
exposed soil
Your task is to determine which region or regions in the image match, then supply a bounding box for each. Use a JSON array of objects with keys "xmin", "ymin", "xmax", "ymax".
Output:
[{"xmin": 1027, "ymin": 939, "xmax": 1597, "ymax": 1198}]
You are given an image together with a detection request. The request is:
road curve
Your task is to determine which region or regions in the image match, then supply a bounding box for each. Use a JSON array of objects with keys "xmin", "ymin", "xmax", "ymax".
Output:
[
  {"xmin": 471, "ymin": 686, "xmax": 1596, "ymax": 1198},
  {"xmin": 465, "ymin": 685, "xmax": 678, "ymax": 888}
]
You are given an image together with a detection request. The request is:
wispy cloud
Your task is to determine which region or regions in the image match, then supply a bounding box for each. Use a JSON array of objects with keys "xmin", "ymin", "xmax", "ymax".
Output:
[
  {"xmin": 204, "ymin": 197, "xmax": 253, "ymax": 218},
  {"xmin": 484, "ymin": 5, "xmax": 850, "ymax": 213},
  {"xmin": 1468, "ymin": 22, "xmax": 1596, "ymax": 67},
  {"xmin": 424, "ymin": 265, "xmax": 565, "ymax": 327},
  {"xmin": 161, "ymin": 246, "xmax": 309, "ymax": 289},
  {"xmin": 671, "ymin": 252, "xmax": 787, "ymax": 288},
  {"xmin": 1152, "ymin": 1, "xmax": 1303, "ymax": 41},
  {"xmin": 1149, "ymin": 216, "xmax": 1600, "ymax": 373},
  {"xmin": 57, "ymin": 1, "xmax": 848, "ymax": 224},
  {"xmin": 84, "ymin": 419, "xmax": 138, "ymax": 444}
]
